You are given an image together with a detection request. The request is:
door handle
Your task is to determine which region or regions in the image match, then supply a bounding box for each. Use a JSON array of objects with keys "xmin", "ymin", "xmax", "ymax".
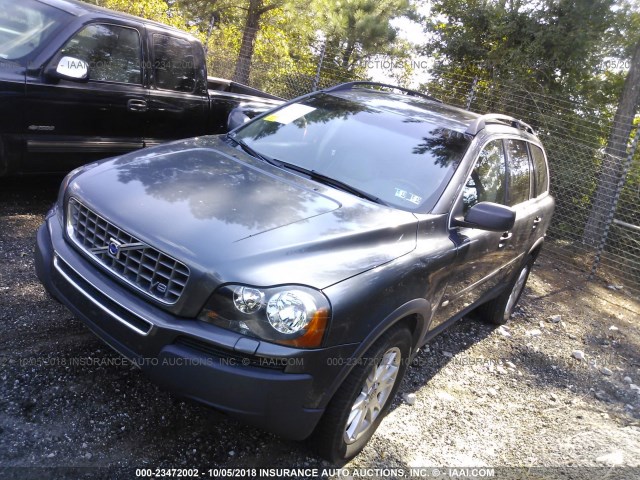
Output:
[
  {"xmin": 532, "ymin": 216, "xmax": 542, "ymax": 230},
  {"xmin": 127, "ymin": 99, "xmax": 148, "ymax": 112},
  {"xmin": 498, "ymin": 231, "xmax": 513, "ymax": 248}
]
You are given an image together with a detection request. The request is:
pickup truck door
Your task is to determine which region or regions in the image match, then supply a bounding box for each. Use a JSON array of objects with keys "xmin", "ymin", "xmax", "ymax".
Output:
[
  {"xmin": 144, "ymin": 31, "xmax": 208, "ymax": 146},
  {"xmin": 23, "ymin": 22, "xmax": 146, "ymax": 171}
]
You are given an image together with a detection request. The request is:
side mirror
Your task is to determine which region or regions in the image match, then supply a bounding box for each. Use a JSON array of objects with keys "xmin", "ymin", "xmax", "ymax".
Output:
[
  {"xmin": 227, "ymin": 107, "xmax": 251, "ymax": 131},
  {"xmin": 50, "ymin": 56, "xmax": 89, "ymax": 81},
  {"xmin": 453, "ymin": 202, "xmax": 516, "ymax": 232}
]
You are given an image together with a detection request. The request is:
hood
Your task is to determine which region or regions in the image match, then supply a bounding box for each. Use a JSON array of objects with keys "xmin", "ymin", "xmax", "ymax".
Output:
[{"xmin": 67, "ymin": 136, "xmax": 418, "ymax": 288}]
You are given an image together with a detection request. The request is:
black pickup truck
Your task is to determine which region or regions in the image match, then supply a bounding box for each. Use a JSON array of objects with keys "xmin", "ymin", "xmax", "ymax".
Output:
[{"xmin": 0, "ymin": 0, "xmax": 282, "ymax": 175}]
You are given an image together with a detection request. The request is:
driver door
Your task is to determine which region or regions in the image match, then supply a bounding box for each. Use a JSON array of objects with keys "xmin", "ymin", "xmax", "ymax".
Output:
[
  {"xmin": 24, "ymin": 22, "xmax": 146, "ymax": 171},
  {"xmin": 430, "ymin": 138, "xmax": 517, "ymax": 328}
]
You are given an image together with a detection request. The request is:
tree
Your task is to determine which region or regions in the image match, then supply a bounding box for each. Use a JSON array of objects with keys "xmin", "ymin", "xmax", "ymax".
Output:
[
  {"xmin": 319, "ymin": 0, "xmax": 415, "ymax": 73},
  {"xmin": 88, "ymin": 0, "xmax": 193, "ymax": 31},
  {"xmin": 422, "ymin": 0, "xmax": 617, "ymax": 95},
  {"xmin": 583, "ymin": 38, "xmax": 640, "ymax": 245},
  {"xmin": 233, "ymin": 0, "xmax": 286, "ymax": 84}
]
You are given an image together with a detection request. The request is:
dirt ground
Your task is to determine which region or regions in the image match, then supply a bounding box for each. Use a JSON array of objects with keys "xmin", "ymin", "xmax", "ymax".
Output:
[{"xmin": 1, "ymin": 175, "xmax": 639, "ymax": 480}]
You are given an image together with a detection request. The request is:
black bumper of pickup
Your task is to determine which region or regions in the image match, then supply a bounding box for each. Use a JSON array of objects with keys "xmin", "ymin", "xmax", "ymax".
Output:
[{"xmin": 35, "ymin": 213, "xmax": 357, "ymax": 440}]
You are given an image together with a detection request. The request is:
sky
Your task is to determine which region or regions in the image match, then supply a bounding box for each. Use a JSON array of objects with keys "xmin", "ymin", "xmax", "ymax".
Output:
[{"xmin": 367, "ymin": 5, "xmax": 434, "ymax": 87}]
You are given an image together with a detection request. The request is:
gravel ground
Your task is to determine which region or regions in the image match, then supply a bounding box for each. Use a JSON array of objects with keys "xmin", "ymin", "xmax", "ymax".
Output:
[{"xmin": 1, "ymin": 175, "xmax": 639, "ymax": 480}]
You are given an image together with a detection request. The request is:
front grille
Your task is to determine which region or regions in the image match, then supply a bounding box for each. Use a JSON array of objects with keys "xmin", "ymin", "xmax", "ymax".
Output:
[{"xmin": 66, "ymin": 197, "xmax": 189, "ymax": 304}]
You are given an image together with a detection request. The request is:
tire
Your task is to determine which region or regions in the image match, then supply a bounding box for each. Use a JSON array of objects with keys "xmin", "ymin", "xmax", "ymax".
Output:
[
  {"xmin": 310, "ymin": 325, "xmax": 412, "ymax": 463},
  {"xmin": 481, "ymin": 256, "xmax": 534, "ymax": 325}
]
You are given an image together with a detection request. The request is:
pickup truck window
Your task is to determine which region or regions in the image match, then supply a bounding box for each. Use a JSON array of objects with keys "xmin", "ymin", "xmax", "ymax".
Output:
[
  {"xmin": 153, "ymin": 34, "xmax": 196, "ymax": 93},
  {"xmin": 60, "ymin": 24, "xmax": 142, "ymax": 84},
  {"xmin": 0, "ymin": 0, "xmax": 69, "ymax": 61}
]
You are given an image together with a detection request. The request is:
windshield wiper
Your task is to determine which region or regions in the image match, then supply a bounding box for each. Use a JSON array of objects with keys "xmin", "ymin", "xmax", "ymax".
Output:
[
  {"xmin": 274, "ymin": 160, "xmax": 387, "ymax": 205},
  {"xmin": 227, "ymin": 134, "xmax": 385, "ymax": 205},
  {"xmin": 226, "ymin": 133, "xmax": 279, "ymax": 167}
]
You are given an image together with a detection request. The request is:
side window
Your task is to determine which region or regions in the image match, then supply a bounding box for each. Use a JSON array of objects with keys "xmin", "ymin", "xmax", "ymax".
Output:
[
  {"xmin": 153, "ymin": 34, "xmax": 196, "ymax": 93},
  {"xmin": 529, "ymin": 144, "xmax": 549, "ymax": 196},
  {"xmin": 505, "ymin": 139, "xmax": 531, "ymax": 206},
  {"xmin": 462, "ymin": 140, "xmax": 507, "ymax": 214},
  {"xmin": 60, "ymin": 24, "xmax": 141, "ymax": 84}
]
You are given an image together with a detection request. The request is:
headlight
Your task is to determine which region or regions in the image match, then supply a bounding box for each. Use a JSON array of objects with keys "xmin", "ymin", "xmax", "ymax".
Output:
[
  {"xmin": 199, "ymin": 284, "xmax": 330, "ymax": 348},
  {"xmin": 233, "ymin": 287, "xmax": 264, "ymax": 314},
  {"xmin": 266, "ymin": 290, "xmax": 316, "ymax": 334}
]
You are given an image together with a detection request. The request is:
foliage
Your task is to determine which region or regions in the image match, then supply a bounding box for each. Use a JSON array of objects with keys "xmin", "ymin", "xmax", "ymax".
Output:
[
  {"xmin": 88, "ymin": 0, "xmax": 195, "ymax": 32},
  {"xmin": 82, "ymin": 0, "xmax": 416, "ymax": 95},
  {"xmin": 420, "ymin": 0, "xmax": 640, "ymax": 238},
  {"xmin": 319, "ymin": 0, "xmax": 414, "ymax": 69}
]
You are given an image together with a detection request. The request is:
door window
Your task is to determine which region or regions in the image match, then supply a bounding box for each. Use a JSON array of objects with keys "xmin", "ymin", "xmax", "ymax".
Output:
[
  {"xmin": 529, "ymin": 144, "xmax": 549, "ymax": 196},
  {"xmin": 152, "ymin": 34, "xmax": 196, "ymax": 93},
  {"xmin": 60, "ymin": 24, "xmax": 141, "ymax": 84},
  {"xmin": 505, "ymin": 139, "xmax": 531, "ymax": 206},
  {"xmin": 462, "ymin": 140, "xmax": 507, "ymax": 213}
]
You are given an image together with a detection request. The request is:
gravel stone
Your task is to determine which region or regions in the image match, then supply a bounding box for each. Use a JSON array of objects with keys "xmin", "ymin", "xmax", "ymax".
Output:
[
  {"xmin": 402, "ymin": 393, "xmax": 417, "ymax": 405},
  {"xmin": 572, "ymin": 350, "xmax": 585, "ymax": 360}
]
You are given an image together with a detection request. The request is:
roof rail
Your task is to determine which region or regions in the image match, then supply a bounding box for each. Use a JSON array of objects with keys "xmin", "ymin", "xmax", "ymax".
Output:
[
  {"xmin": 466, "ymin": 114, "xmax": 535, "ymax": 136},
  {"xmin": 324, "ymin": 81, "xmax": 442, "ymax": 103}
]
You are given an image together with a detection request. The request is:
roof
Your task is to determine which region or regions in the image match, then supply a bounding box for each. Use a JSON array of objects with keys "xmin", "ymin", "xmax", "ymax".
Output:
[
  {"xmin": 37, "ymin": 0, "xmax": 192, "ymax": 37},
  {"xmin": 326, "ymin": 85, "xmax": 539, "ymax": 138},
  {"xmin": 328, "ymin": 88, "xmax": 481, "ymax": 134}
]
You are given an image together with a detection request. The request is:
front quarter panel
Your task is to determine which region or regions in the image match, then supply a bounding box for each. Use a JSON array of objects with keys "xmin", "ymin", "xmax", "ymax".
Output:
[{"xmin": 322, "ymin": 214, "xmax": 456, "ymax": 349}]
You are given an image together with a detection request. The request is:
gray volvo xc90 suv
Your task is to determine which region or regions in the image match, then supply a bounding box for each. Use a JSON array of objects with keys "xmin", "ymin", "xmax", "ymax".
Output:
[{"xmin": 36, "ymin": 82, "xmax": 554, "ymax": 461}]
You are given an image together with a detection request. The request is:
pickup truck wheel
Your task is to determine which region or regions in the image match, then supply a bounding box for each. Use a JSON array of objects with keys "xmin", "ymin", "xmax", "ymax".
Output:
[
  {"xmin": 311, "ymin": 325, "xmax": 411, "ymax": 462},
  {"xmin": 482, "ymin": 256, "xmax": 533, "ymax": 325}
]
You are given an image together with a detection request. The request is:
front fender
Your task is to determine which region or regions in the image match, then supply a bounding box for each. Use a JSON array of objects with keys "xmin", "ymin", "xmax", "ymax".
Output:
[{"xmin": 318, "ymin": 295, "xmax": 431, "ymax": 409}]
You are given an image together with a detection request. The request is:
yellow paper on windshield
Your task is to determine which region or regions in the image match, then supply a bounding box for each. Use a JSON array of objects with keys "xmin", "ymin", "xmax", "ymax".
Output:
[{"xmin": 264, "ymin": 104, "xmax": 315, "ymax": 124}]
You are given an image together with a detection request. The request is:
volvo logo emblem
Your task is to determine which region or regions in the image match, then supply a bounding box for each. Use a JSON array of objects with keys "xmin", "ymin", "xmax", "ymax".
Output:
[
  {"xmin": 90, "ymin": 238, "xmax": 145, "ymax": 258},
  {"xmin": 108, "ymin": 239, "xmax": 121, "ymax": 257}
]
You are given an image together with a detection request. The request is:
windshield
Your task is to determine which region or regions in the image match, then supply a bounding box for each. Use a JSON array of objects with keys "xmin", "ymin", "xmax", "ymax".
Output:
[
  {"xmin": 234, "ymin": 93, "xmax": 471, "ymax": 212},
  {"xmin": 0, "ymin": 0, "xmax": 69, "ymax": 61}
]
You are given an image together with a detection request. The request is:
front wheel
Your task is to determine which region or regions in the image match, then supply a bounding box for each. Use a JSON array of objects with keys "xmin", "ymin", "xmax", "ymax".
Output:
[
  {"xmin": 310, "ymin": 325, "xmax": 412, "ymax": 462},
  {"xmin": 481, "ymin": 256, "xmax": 533, "ymax": 325}
]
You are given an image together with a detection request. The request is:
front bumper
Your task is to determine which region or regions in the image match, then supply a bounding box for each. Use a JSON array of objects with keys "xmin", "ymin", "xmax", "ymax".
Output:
[{"xmin": 35, "ymin": 211, "xmax": 357, "ymax": 440}]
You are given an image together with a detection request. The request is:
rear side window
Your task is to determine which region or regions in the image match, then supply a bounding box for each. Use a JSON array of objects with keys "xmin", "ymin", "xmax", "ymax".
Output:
[
  {"xmin": 60, "ymin": 24, "xmax": 142, "ymax": 84},
  {"xmin": 153, "ymin": 34, "xmax": 196, "ymax": 93},
  {"xmin": 462, "ymin": 140, "xmax": 507, "ymax": 213},
  {"xmin": 505, "ymin": 139, "xmax": 531, "ymax": 206},
  {"xmin": 529, "ymin": 144, "xmax": 549, "ymax": 196}
]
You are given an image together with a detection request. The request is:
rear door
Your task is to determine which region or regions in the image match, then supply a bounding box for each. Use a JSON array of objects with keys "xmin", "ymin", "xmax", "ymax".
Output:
[
  {"xmin": 24, "ymin": 21, "xmax": 147, "ymax": 171},
  {"xmin": 528, "ymin": 143, "xmax": 555, "ymax": 244},
  {"xmin": 504, "ymin": 138, "xmax": 538, "ymax": 256},
  {"xmin": 144, "ymin": 31, "xmax": 208, "ymax": 146}
]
